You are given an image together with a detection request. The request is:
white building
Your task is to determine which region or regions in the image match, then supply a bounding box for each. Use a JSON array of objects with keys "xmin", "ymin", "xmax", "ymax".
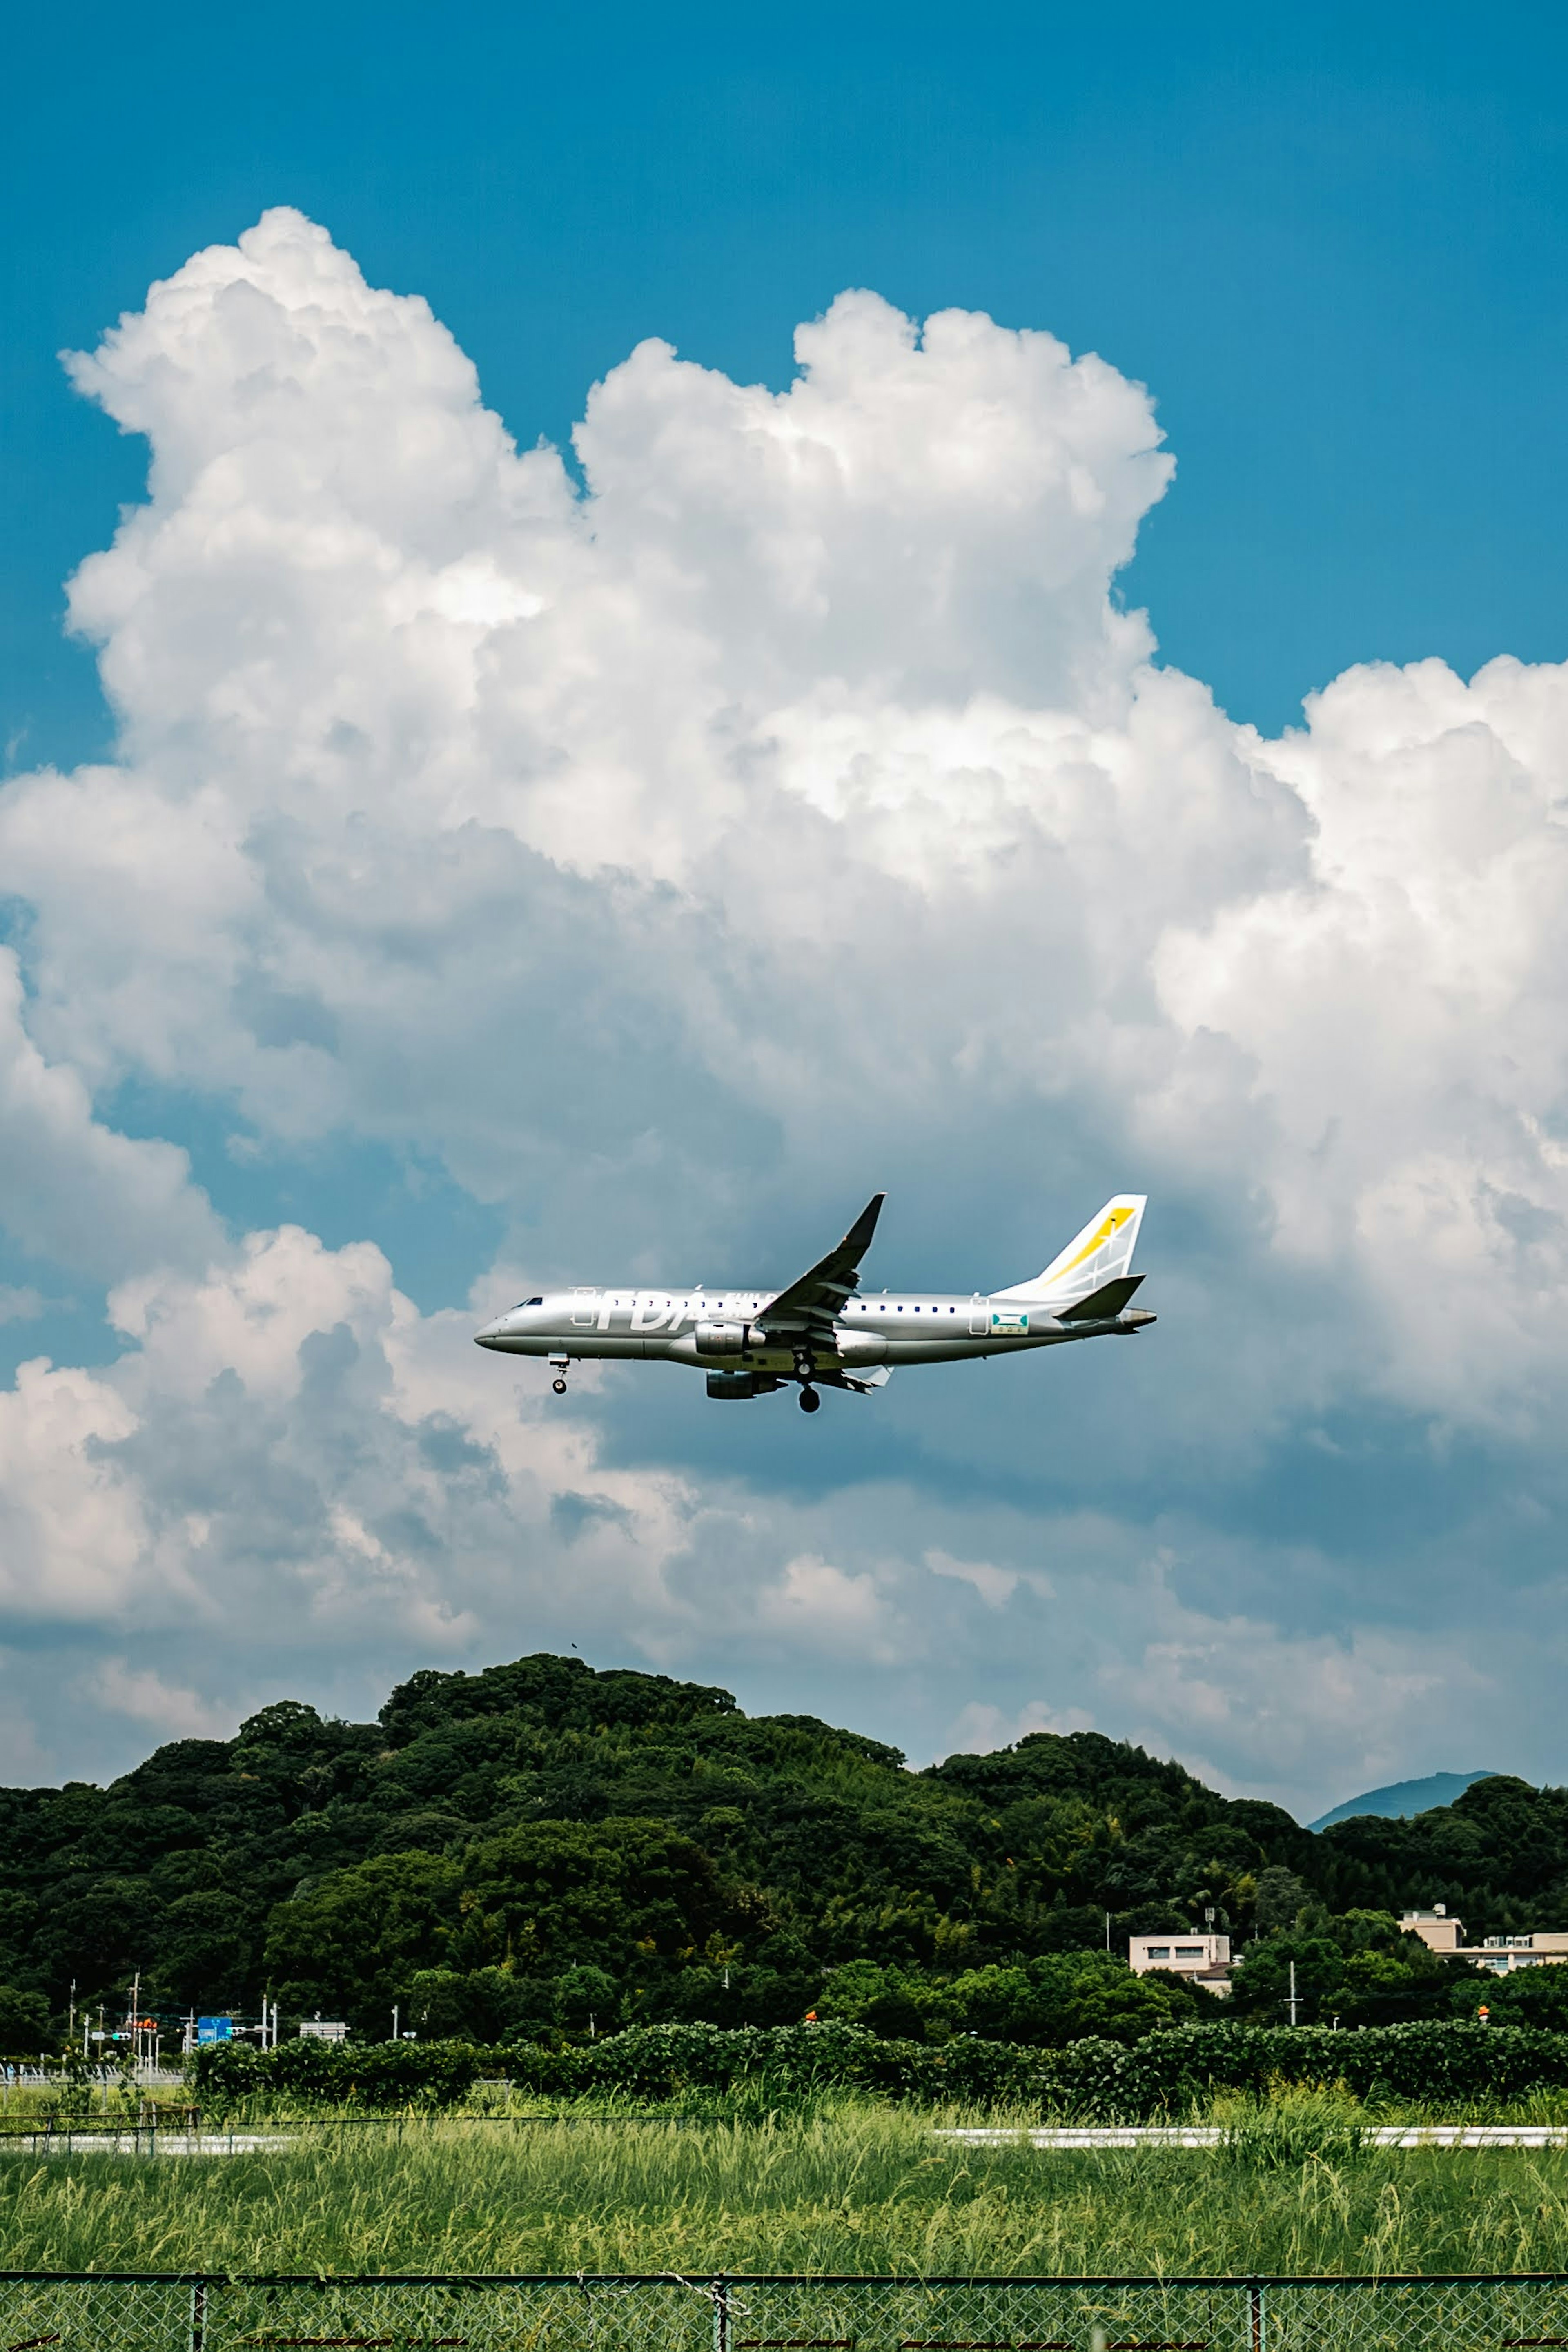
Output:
[
  {"xmin": 1401, "ymin": 1909, "xmax": 1568, "ymax": 1973},
  {"xmin": 1128, "ymin": 1932, "xmax": 1232, "ymax": 1995}
]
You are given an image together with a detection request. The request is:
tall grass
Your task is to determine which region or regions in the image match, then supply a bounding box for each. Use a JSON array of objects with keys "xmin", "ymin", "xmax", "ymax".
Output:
[{"xmin": 3, "ymin": 2101, "xmax": 1568, "ymax": 2274}]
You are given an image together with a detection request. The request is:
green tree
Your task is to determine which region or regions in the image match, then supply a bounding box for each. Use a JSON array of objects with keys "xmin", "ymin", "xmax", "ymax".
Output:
[
  {"xmin": 947, "ymin": 1950, "xmax": 1201, "ymax": 2045},
  {"xmin": 1229, "ymin": 1909, "xmax": 1464, "ymax": 2025},
  {"xmin": 32, "ymin": 1874, "xmax": 160, "ymax": 1996},
  {"xmin": 265, "ymin": 1850, "xmax": 460, "ymax": 2022},
  {"xmin": 815, "ymin": 1960, "xmax": 955, "ymax": 2039},
  {"xmin": 152, "ymin": 1891, "xmax": 257, "ymax": 2007},
  {"xmin": 406, "ymin": 1965, "xmax": 552, "ymax": 2040},
  {"xmin": 6, "ymin": 1647, "xmax": 1564, "ymax": 2039},
  {"xmin": 0, "ymin": 1984, "xmax": 51, "ymax": 2052},
  {"xmin": 1468, "ymin": 1962, "xmax": 1568, "ymax": 2028},
  {"xmin": 1251, "ymin": 1866, "xmax": 1310, "ymax": 1933},
  {"xmin": 553, "ymin": 1964, "xmax": 622, "ymax": 2036},
  {"xmin": 455, "ymin": 1816, "xmax": 733, "ymax": 1976}
]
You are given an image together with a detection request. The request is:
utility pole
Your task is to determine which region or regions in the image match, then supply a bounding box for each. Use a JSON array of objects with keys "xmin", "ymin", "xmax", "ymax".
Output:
[
  {"xmin": 1105, "ymin": 1911, "xmax": 1111, "ymax": 1952},
  {"xmin": 1288, "ymin": 1960, "xmax": 1300, "ymax": 2027},
  {"xmin": 68, "ymin": 1980, "xmax": 76, "ymax": 2040},
  {"xmin": 392, "ymin": 2004, "xmax": 399, "ymax": 2042}
]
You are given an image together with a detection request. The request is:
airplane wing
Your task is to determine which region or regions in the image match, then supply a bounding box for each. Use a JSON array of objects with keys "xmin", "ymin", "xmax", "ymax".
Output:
[{"xmin": 754, "ymin": 1193, "xmax": 885, "ymax": 1349}]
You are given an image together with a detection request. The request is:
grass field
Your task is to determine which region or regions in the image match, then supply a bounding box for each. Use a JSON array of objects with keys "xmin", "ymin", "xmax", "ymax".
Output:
[{"xmin": 4, "ymin": 2099, "xmax": 1568, "ymax": 2274}]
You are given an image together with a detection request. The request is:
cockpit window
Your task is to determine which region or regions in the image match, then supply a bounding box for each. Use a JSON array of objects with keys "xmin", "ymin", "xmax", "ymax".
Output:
[{"xmin": 513, "ymin": 1296, "xmax": 544, "ymax": 1308}]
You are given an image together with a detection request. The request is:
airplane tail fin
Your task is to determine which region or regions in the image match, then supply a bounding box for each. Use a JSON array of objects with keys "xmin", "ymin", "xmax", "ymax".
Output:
[{"xmin": 993, "ymin": 1194, "xmax": 1147, "ymax": 1306}]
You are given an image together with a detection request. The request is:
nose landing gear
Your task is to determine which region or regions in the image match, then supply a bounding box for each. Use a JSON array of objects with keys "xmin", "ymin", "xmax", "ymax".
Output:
[
  {"xmin": 552, "ymin": 1377, "xmax": 568, "ymax": 1395},
  {"xmin": 798, "ymin": 1386, "xmax": 820, "ymax": 1414},
  {"xmin": 549, "ymin": 1354, "xmax": 569, "ymax": 1397}
]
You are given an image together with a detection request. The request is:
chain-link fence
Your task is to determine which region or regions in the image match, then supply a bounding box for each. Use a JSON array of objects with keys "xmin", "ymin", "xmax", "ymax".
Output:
[{"xmin": 6, "ymin": 2274, "xmax": 1568, "ymax": 2352}]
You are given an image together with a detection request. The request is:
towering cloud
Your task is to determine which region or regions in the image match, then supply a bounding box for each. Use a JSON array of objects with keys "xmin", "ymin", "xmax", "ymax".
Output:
[{"xmin": 0, "ymin": 208, "xmax": 1564, "ymax": 1806}]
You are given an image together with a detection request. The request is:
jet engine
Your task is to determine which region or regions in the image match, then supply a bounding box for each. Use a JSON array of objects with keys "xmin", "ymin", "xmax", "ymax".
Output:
[
  {"xmin": 706, "ymin": 1372, "xmax": 781, "ymax": 1400},
  {"xmin": 695, "ymin": 1321, "xmax": 751, "ymax": 1356}
]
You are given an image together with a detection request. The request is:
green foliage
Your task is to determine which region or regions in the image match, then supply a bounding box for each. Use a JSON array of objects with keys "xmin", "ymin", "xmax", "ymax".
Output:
[
  {"xmin": 946, "ymin": 1951, "xmax": 1205, "ymax": 2044},
  {"xmin": 187, "ymin": 2014, "xmax": 1568, "ymax": 2118},
  {"xmin": 1025, "ymin": 2019, "xmax": 1568, "ymax": 2114},
  {"xmin": 407, "ymin": 1966, "xmax": 553, "ymax": 2041},
  {"xmin": 0, "ymin": 1650, "xmax": 1331, "ymax": 2029},
  {"xmin": 1473, "ymin": 1964, "xmax": 1568, "ymax": 2030},
  {"xmin": 1250, "ymin": 1865, "xmax": 1311, "ymax": 1933},
  {"xmin": 1314, "ymin": 1774, "xmax": 1568, "ymax": 1933},
  {"xmin": 265, "ymin": 1850, "xmax": 461, "ymax": 2016},
  {"xmin": 814, "ymin": 1951, "xmax": 1205, "ymax": 2045},
  {"xmin": 191, "ymin": 2034, "xmax": 485, "ymax": 2105},
  {"xmin": 1229, "ymin": 1906, "xmax": 1469, "ymax": 2026},
  {"xmin": 552, "ymin": 1964, "xmax": 622, "ymax": 2036},
  {"xmin": 5, "ymin": 1647, "xmax": 1568, "ymax": 2039},
  {"xmin": 0, "ymin": 1982, "xmax": 51, "ymax": 2054},
  {"xmin": 1216, "ymin": 2085, "xmax": 1366, "ymax": 2168},
  {"xmin": 814, "ymin": 1960, "xmax": 954, "ymax": 2038}
]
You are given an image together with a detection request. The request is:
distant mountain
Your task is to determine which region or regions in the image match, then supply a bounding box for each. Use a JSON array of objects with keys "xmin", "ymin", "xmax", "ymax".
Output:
[{"xmin": 1309, "ymin": 1770, "xmax": 1498, "ymax": 1832}]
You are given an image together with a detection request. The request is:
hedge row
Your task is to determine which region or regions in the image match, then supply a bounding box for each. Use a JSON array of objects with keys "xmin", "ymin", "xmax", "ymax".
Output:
[{"xmin": 188, "ymin": 2018, "xmax": 1568, "ymax": 2113}]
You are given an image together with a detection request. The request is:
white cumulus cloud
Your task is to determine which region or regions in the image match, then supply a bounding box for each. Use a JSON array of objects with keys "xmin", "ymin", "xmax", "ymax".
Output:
[{"xmin": 0, "ymin": 207, "xmax": 1566, "ymax": 1806}]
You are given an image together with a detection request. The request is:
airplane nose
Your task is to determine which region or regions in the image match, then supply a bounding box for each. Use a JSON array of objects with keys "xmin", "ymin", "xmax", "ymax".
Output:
[{"xmin": 474, "ymin": 1319, "xmax": 508, "ymax": 1349}]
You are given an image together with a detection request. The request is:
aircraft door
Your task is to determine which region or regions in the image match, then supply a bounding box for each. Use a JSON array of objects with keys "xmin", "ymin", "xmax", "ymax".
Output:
[
  {"xmin": 969, "ymin": 1294, "xmax": 990, "ymax": 1335},
  {"xmin": 572, "ymin": 1287, "xmax": 599, "ymax": 1327}
]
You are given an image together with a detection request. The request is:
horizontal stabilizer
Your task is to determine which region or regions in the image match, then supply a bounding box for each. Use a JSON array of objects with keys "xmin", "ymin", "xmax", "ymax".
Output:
[{"xmin": 1060, "ymin": 1273, "xmax": 1145, "ymax": 1323}]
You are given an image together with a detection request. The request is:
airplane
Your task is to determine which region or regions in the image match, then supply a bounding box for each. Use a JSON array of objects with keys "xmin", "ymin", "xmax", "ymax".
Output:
[{"xmin": 474, "ymin": 1193, "xmax": 1156, "ymax": 1414}]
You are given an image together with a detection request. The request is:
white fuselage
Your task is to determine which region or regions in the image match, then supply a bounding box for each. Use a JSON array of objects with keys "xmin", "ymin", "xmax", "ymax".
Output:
[{"xmin": 474, "ymin": 1286, "xmax": 1141, "ymax": 1372}]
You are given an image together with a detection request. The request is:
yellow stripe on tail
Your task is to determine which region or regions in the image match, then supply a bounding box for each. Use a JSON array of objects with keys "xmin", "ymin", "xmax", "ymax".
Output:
[{"xmin": 992, "ymin": 1195, "xmax": 1147, "ymax": 1305}]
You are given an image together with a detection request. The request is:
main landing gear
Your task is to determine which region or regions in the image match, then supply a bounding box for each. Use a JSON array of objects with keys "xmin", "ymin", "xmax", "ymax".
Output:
[{"xmin": 791, "ymin": 1346, "xmax": 822, "ymax": 1414}]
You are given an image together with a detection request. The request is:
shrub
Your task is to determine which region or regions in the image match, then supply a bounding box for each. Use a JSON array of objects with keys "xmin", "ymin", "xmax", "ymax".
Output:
[
  {"xmin": 189, "ymin": 2016, "xmax": 1568, "ymax": 2116},
  {"xmin": 191, "ymin": 2035, "xmax": 485, "ymax": 2106}
]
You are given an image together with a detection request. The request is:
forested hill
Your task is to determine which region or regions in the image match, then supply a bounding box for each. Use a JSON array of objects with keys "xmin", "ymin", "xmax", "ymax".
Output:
[{"xmin": 0, "ymin": 1652, "xmax": 1561, "ymax": 2043}]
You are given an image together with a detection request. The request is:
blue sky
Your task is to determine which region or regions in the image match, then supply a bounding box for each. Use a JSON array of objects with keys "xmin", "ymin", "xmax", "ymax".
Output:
[
  {"xmin": 1, "ymin": 0, "xmax": 1567, "ymax": 1811},
  {"xmin": 10, "ymin": 0, "xmax": 1568, "ymax": 770}
]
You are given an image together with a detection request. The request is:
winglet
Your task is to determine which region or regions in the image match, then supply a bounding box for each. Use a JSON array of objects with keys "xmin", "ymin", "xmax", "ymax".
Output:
[{"xmin": 841, "ymin": 1192, "xmax": 885, "ymax": 1281}]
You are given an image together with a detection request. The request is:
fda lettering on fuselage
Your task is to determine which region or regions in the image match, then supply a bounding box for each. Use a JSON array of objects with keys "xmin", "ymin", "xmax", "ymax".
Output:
[{"xmin": 476, "ymin": 1194, "xmax": 1157, "ymax": 1418}]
